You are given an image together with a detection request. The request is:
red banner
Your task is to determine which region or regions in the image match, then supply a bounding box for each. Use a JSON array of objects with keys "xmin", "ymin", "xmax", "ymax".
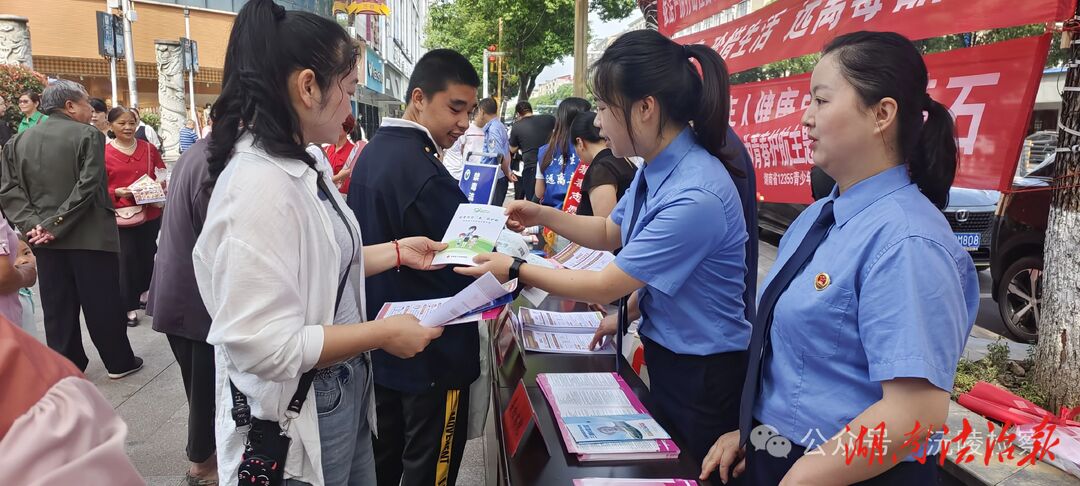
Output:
[
  {"xmin": 732, "ymin": 35, "xmax": 1050, "ymax": 204},
  {"xmin": 675, "ymin": 0, "xmax": 1072, "ymax": 74},
  {"xmin": 658, "ymin": 0, "xmax": 743, "ymax": 37}
]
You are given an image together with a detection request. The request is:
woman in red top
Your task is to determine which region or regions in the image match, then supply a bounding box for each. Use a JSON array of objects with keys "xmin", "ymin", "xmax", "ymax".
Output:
[
  {"xmin": 105, "ymin": 107, "xmax": 167, "ymax": 327},
  {"xmin": 323, "ymin": 113, "xmax": 366, "ymax": 194}
]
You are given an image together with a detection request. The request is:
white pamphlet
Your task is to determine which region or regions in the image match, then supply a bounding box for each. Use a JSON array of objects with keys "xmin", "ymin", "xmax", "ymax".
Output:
[
  {"xmin": 129, "ymin": 174, "xmax": 166, "ymax": 205},
  {"xmin": 516, "ymin": 308, "xmax": 614, "ymax": 354},
  {"xmin": 375, "ymin": 273, "xmax": 517, "ymax": 327},
  {"xmin": 374, "ymin": 297, "xmax": 483, "ymax": 326},
  {"xmin": 432, "ymin": 204, "xmax": 508, "ymax": 266},
  {"xmin": 521, "ymin": 330, "xmax": 614, "ymax": 354},
  {"xmin": 549, "ymin": 243, "xmax": 615, "ymax": 271},
  {"xmin": 519, "ymin": 308, "xmax": 603, "ymax": 332}
]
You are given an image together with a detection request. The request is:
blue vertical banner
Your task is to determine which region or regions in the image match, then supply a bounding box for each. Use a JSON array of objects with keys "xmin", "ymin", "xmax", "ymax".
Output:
[
  {"xmin": 366, "ymin": 47, "xmax": 385, "ymax": 94},
  {"xmin": 460, "ymin": 163, "xmax": 498, "ymax": 205}
]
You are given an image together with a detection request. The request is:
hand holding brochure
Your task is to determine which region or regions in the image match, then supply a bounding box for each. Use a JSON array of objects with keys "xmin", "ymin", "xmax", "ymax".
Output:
[
  {"xmin": 376, "ymin": 273, "xmax": 517, "ymax": 327},
  {"xmin": 433, "ymin": 204, "xmax": 507, "ymax": 266},
  {"xmin": 129, "ymin": 174, "xmax": 166, "ymax": 205}
]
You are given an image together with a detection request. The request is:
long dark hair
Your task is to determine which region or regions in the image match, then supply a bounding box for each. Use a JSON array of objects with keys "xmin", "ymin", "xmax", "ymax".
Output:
[
  {"xmin": 823, "ymin": 31, "xmax": 957, "ymax": 208},
  {"xmin": 540, "ymin": 97, "xmax": 591, "ymax": 173},
  {"xmin": 206, "ymin": 0, "xmax": 358, "ymax": 188},
  {"xmin": 570, "ymin": 111, "xmax": 603, "ymax": 144},
  {"xmin": 590, "ymin": 29, "xmax": 741, "ymax": 176}
]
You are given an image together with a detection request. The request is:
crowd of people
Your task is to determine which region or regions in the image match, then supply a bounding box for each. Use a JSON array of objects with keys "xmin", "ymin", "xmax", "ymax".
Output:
[{"xmin": 0, "ymin": 0, "xmax": 981, "ymax": 485}]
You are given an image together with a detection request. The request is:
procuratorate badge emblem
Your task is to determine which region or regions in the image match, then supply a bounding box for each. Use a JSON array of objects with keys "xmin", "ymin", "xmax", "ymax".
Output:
[{"xmin": 814, "ymin": 273, "xmax": 830, "ymax": 291}]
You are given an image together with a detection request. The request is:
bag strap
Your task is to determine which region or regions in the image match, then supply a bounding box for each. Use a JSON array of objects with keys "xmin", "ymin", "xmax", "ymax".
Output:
[{"xmin": 229, "ymin": 171, "xmax": 356, "ymax": 429}]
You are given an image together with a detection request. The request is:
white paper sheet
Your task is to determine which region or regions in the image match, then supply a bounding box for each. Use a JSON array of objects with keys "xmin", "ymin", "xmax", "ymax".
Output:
[
  {"xmin": 519, "ymin": 308, "xmax": 603, "ymax": 332},
  {"xmin": 549, "ymin": 243, "xmax": 616, "ymax": 271},
  {"xmin": 521, "ymin": 329, "xmax": 615, "ymax": 354},
  {"xmin": 374, "ymin": 297, "xmax": 483, "ymax": 326}
]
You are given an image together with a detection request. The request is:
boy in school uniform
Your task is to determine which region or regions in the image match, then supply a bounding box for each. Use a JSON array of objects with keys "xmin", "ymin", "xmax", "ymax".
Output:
[{"xmin": 347, "ymin": 49, "xmax": 481, "ymax": 486}]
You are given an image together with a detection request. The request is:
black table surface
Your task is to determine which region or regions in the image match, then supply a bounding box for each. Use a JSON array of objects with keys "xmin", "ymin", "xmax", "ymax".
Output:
[{"xmin": 488, "ymin": 298, "xmax": 706, "ymax": 486}]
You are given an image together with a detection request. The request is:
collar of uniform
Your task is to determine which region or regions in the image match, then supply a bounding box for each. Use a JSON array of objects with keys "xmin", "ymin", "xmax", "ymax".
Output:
[
  {"xmin": 233, "ymin": 133, "xmax": 313, "ymax": 179},
  {"xmin": 643, "ymin": 127, "xmax": 695, "ymax": 197},
  {"xmin": 828, "ymin": 164, "xmax": 913, "ymax": 228},
  {"xmin": 381, "ymin": 117, "xmax": 442, "ymax": 157},
  {"xmin": 27, "ymin": 111, "xmax": 46, "ymax": 123},
  {"xmin": 483, "ymin": 117, "xmax": 504, "ymax": 133}
]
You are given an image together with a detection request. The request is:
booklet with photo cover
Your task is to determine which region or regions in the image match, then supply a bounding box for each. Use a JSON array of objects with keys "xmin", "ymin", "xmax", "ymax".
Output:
[
  {"xmin": 432, "ymin": 204, "xmax": 508, "ymax": 266},
  {"xmin": 564, "ymin": 414, "xmax": 671, "ymax": 444}
]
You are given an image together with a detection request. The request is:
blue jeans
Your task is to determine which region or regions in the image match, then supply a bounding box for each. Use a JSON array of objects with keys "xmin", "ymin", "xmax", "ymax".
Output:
[{"xmin": 287, "ymin": 355, "xmax": 375, "ymax": 486}]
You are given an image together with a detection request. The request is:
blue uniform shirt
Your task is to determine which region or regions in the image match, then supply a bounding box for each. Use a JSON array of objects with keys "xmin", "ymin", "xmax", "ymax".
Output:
[
  {"xmin": 482, "ymin": 118, "xmax": 509, "ymax": 177},
  {"xmin": 754, "ymin": 165, "xmax": 979, "ymax": 453},
  {"xmin": 611, "ymin": 128, "xmax": 751, "ymax": 355}
]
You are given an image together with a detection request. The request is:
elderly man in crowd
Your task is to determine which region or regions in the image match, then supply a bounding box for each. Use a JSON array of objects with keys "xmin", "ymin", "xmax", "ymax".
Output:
[{"xmin": 0, "ymin": 80, "xmax": 142, "ymax": 378}]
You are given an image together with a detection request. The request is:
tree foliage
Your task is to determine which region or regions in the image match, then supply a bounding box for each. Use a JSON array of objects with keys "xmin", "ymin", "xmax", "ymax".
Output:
[
  {"xmin": 530, "ymin": 82, "xmax": 595, "ymax": 110},
  {"xmin": 0, "ymin": 64, "xmax": 46, "ymax": 132},
  {"xmin": 426, "ymin": 0, "xmax": 635, "ymax": 101}
]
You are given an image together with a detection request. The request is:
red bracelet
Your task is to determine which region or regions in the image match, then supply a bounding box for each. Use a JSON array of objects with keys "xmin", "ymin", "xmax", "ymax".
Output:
[{"xmin": 393, "ymin": 239, "xmax": 401, "ymax": 271}]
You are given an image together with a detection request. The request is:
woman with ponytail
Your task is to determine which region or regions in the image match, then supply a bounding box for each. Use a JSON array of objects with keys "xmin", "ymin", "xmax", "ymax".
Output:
[
  {"xmin": 535, "ymin": 97, "xmax": 591, "ymax": 207},
  {"xmin": 192, "ymin": 1, "xmax": 447, "ymax": 484},
  {"xmin": 701, "ymin": 31, "xmax": 979, "ymax": 485},
  {"xmin": 457, "ymin": 29, "xmax": 753, "ymax": 467}
]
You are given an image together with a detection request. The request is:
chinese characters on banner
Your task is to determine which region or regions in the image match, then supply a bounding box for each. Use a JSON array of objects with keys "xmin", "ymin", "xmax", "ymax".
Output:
[
  {"xmin": 731, "ymin": 35, "xmax": 1050, "ymax": 204},
  {"xmin": 819, "ymin": 416, "xmax": 1066, "ymax": 471},
  {"xmin": 658, "ymin": 0, "xmax": 743, "ymax": 37},
  {"xmin": 562, "ymin": 162, "xmax": 592, "ymax": 215},
  {"xmin": 674, "ymin": 0, "xmax": 1072, "ymax": 74}
]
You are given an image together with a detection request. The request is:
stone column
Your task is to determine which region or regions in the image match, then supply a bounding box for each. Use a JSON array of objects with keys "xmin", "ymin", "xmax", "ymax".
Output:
[
  {"xmin": 155, "ymin": 40, "xmax": 185, "ymax": 161},
  {"xmin": 0, "ymin": 15, "xmax": 32, "ymax": 69}
]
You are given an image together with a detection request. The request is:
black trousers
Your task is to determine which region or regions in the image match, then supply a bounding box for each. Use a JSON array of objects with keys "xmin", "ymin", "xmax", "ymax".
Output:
[
  {"xmin": 118, "ymin": 218, "xmax": 161, "ymax": 311},
  {"xmin": 744, "ymin": 435, "xmax": 939, "ymax": 485},
  {"xmin": 34, "ymin": 248, "xmax": 137, "ymax": 373},
  {"xmin": 167, "ymin": 334, "xmax": 216, "ymax": 463},
  {"xmin": 515, "ymin": 163, "xmax": 537, "ymax": 201},
  {"xmin": 372, "ymin": 384, "xmax": 471, "ymax": 486},
  {"xmin": 641, "ymin": 336, "xmax": 746, "ymax": 471},
  {"xmin": 492, "ymin": 176, "xmax": 509, "ymax": 207}
]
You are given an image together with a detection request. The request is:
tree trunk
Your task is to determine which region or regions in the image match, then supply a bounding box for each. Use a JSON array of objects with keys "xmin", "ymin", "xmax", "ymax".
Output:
[
  {"xmin": 518, "ymin": 72, "xmax": 531, "ymax": 100},
  {"xmin": 516, "ymin": 72, "xmax": 539, "ymax": 100},
  {"xmin": 1035, "ymin": 23, "xmax": 1080, "ymax": 410},
  {"xmin": 638, "ymin": 0, "xmax": 658, "ymax": 30},
  {"xmin": 525, "ymin": 73, "xmax": 538, "ymax": 99}
]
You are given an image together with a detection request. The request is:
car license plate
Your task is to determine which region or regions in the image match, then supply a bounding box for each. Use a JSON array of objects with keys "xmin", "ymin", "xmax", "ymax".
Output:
[{"xmin": 956, "ymin": 233, "xmax": 980, "ymax": 251}]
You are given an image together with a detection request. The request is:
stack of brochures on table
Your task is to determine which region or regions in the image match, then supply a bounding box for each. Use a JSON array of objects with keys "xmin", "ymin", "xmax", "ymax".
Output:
[
  {"xmin": 573, "ymin": 480, "xmax": 698, "ymax": 486},
  {"xmin": 537, "ymin": 372, "xmax": 680, "ymax": 462},
  {"xmin": 514, "ymin": 308, "xmax": 615, "ymax": 354}
]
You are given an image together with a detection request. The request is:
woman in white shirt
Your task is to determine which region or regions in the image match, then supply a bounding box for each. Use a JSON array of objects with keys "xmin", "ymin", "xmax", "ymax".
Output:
[{"xmin": 193, "ymin": 2, "xmax": 446, "ymax": 484}]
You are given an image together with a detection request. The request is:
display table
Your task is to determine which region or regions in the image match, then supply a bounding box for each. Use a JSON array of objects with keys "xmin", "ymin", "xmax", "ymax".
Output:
[{"xmin": 483, "ymin": 297, "xmax": 704, "ymax": 485}]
